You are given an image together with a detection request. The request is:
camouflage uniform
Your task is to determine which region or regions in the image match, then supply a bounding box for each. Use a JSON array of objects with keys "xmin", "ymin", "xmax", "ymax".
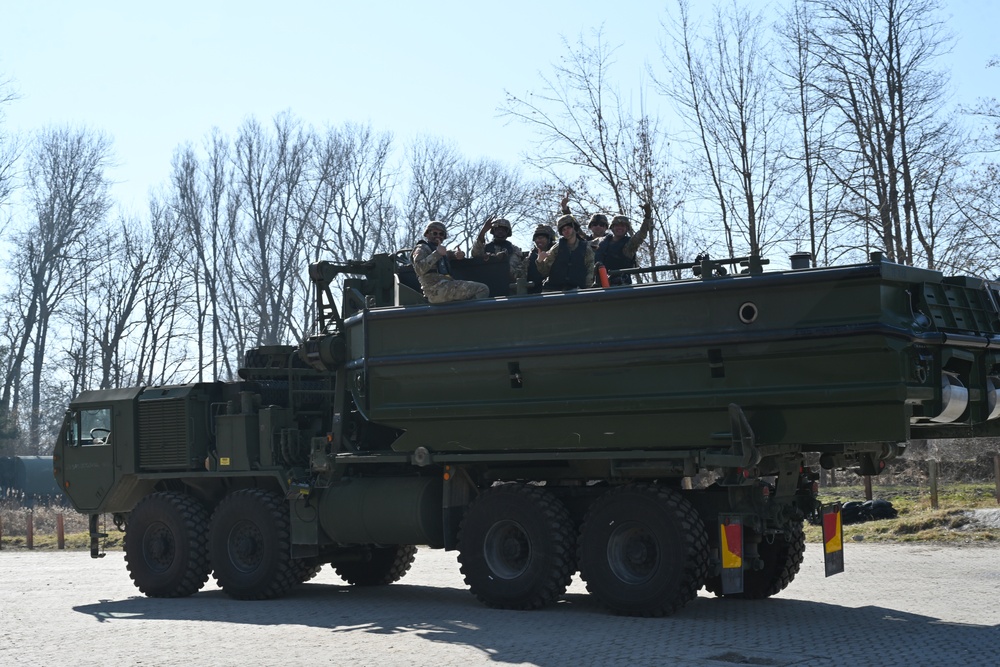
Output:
[
  {"xmin": 536, "ymin": 215, "xmax": 595, "ymax": 290},
  {"xmin": 412, "ymin": 224, "xmax": 490, "ymax": 304},
  {"xmin": 595, "ymin": 210, "xmax": 653, "ymax": 286},
  {"xmin": 471, "ymin": 218, "xmax": 524, "ymax": 281},
  {"xmin": 586, "ymin": 214, "xmax": 610, "ymax": 251},
  {"xmin": 524, "ymin": 224, "xmax": 556, "ymax": 293}
]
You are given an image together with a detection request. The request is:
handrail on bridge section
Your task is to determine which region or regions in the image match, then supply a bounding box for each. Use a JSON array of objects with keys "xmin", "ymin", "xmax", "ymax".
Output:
[{"xmin": 608, "ymin": 254, "xmax": 770, "ymax": 281}]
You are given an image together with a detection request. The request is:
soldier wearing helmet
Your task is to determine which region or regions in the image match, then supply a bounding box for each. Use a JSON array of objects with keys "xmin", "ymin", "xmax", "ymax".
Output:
[
  {"xmin": 595, "ymin": 202, "xmax": 653, "ymax": 286},
  {"xmin": 411, "ymin": 221, "xmax": 490, "ymax": 304},
  {"xmin": 535, "ymin": 214, "xmax": 595, "ymax": 291},
  {"xmin": 559, "ymin": 193, "xmax": 610, "ymax": 251},
  {"xmin": 586, "ymin": 214, "xmax": 610, "ymax": 250},
  {"xmin": 524, "ymin": 224, "xmax": 556, "ymax": 294},
  {"xmin": 472, "ymin": 216, "xmax": 524, "ymax": 281}
]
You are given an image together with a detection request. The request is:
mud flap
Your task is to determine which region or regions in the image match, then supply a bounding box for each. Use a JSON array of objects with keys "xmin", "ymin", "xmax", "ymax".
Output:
[
  {"xmin": 822, "ymin": 502, "xmax": 844, "ymax": 577},
  {"xmin": 719, "ymin": 514, "xmax": 744, "ymax": 594}
]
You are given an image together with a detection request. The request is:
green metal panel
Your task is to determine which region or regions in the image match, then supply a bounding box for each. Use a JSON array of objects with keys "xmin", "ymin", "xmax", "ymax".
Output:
[{"xmin": 339, "ymin": 260, "xmax": 1000, "ymax": 454}]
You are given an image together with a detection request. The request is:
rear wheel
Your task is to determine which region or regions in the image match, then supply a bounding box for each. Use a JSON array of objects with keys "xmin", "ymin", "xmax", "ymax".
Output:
[
  {"xmin": 457, "ymin": 484, "xmax": 574, "ymax": 610},
  {"xmin": 333, "ymin": 545, "xmax": 417, "ymax": 586},
  {"xmin": 578, "ymin": 484, "xmax": 708, "ymax": 617},
  {"xmin": 709, "ymin": 520, "xmax": 806, "ymax": 599},
  {"xmin": 124, "ymin": 491, "xmax": 211, "ymax": 598},
  {"xmin": 209, "ymin": 489, "xmax": 297, "ymax": 600}
]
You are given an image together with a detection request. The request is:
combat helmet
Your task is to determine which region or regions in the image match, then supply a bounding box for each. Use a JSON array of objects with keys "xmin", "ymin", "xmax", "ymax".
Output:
[
  {"xmin": 424, "ymin": 221, "xmax": 447, "ymax": 238},
  {"xmin": 532, "ymin": 224, "xmax": 556, "ymax": 242},
  {"xmin": 587, "ymin": 213, "xmax": 609, "ymax": 229},
  {"xmin": 557, "ymin": 214, "xmax": 581, "ymax": 232},
  {"xmin": 610, "ymin": 215, "xmax": 630, "ymax": 230}
]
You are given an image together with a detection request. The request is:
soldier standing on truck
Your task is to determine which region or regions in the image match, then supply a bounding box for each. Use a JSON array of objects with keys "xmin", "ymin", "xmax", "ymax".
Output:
[
  {"xmin": 472, "ymin": 217, "xmax": 524, "ymax": 281},
  {"xmin": 524, "ymin": 224, "xmax": 556, "ymax": 293},
  {"xmin": 586, "ymin": 214, "xmax": 610, "ymax": 250},
  {"xmin": 535, "ymin": 214, "xmax": 595, "ymax": 291},
  {"xmin": 595, "ymin": 202, "xmax": 653, "ymax": 286},
  {"xmin": 412, "ymin": 221, "xmax": 490, "ymax": 304},
  {"xmin": 558, "ymin": 193, "xmax": 610, "ymax": 252}
]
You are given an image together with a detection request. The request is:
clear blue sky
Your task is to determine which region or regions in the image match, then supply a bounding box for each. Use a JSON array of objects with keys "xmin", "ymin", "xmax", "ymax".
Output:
[{"xmin": 1, "ymin": 0, "xmax": 997, "ymax": 212}]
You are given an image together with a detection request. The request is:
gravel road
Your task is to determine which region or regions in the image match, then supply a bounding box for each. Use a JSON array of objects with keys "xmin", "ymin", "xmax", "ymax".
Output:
[{"xmin": 1, "ymin": 543, "xmax": 997, "ymax": 667}]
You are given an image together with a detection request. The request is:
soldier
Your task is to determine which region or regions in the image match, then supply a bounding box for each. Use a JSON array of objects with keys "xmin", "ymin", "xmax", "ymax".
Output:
[
  {"xmin": 595, "ymin": 202, "xmax": 653, "ymax": 286},
  {"xmin": 558, "ymin": 193, "xmax": 608, "ymax": 256},
  {"xmin": 524, "ymin": 224, "xmax": 556, "ymax": 294},
  {"xmin": 586, "ymin": 214, "xmax": 610, "ymax": 250},
  {"xmin": 472, "ymin": 217, "xmax": 524, "ymax": 281},
  {"xmin": 535, "ymin": 214, "xmax": 595, "ymax": 291},
  {"xmin": 411, "ymin": 221, "xmax": 490, "ymax": 304}
]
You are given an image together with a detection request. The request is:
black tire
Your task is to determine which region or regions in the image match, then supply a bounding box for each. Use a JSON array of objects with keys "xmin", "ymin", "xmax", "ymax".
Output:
[
  {"xmin": 457, "ymin": 484, "xmax": 574, "ymax": 610},
  {"xmin": 578, "ymin": 484, "xmax": 708, "ymax": 617},
  {"xmin": 124, "ymin": 491, "xmax": 211, "ymax": 598},
  {"xmin": 742, "ymin": 520, "xmax": 805, "ymax": 598},
  {"xmin": 292, "ymin": 558, "xmax": 323, "ymax": 585},
  {"xmin": 716, "ymin": 520, "xmax": 806, "ymax": 599},
  {"xmin": 209, "ymin": 489, "xmax": 297, "ymax": 600},
  {"xmin": 333, "ymin": 545, "xmax": 417, "ymax": 586}
]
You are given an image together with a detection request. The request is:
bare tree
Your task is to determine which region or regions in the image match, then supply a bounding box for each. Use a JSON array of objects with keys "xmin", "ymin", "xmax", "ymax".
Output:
[
  {"xmin": 403, "ymin": 136, "xmax": 539, "ymax": 250},
  {"xmin": 658, "ymin": 0, "xmax": 793, "ymax": 260},
  {"xmin": 806, "ymin": 0, "xmax": 959, "ymax": 267},
  {"xmin": 0, "ymin": 72, "xmax": 20, "ymax": 220},
  {"xmin": 502, "ymin": 30, "xmax": 636, "ymax": 215},
  {"xmin": 2, "ymin": 126, "xmax": 113, "ymax": 451},
  {"xmin": 169, "ymin": 131, "xmax": 236, "ymax": 381},
  {"xmin": 229, "ymin": 113, "xmax": 314, "ymax": 348},
  {"xmin": 503, "ymin": 29, "xmax": 684, "ymax": 270},
  {"xmin": 311, "ymin": 122, "xmax": 398, "ymax": 263}
]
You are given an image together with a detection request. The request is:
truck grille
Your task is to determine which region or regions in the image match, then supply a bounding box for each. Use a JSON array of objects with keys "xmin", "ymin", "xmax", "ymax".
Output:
[{"xmin": 138, "ymin": 398, "xmax": 191, "ymax": 470}]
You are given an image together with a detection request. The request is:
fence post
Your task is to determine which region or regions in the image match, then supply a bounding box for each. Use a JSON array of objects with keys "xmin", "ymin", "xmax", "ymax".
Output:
[
  {"xmin": 929, "ymin": 460, "xmax": 939, "ymax": 510},
  {"xmin": 57, "ymin": 513, "xmax": 65, "ymax": 550},
  {"xmin": 994, "ymin": 454, "xmax": 1000, "ymax": 505},
  {"xmin": 26, "ymin": 512, "xmax": 34, "ymax": 550}
]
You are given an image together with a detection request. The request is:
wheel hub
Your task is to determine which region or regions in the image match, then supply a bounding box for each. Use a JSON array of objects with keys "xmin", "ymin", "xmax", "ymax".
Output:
[
  {"xmin": 483, "ymin": 520, "xmax": 531, "ymax": 579},
  {"xmin": 607, "ymin": 522, "xmax": 658, "ymax": 585},
  {"xmin": 228, "ymin": 520, "xmax": 263, "ymax": 573},
  {"xmin": 142, "ymin": 521, "xmax": 175, "ymax": 573}
]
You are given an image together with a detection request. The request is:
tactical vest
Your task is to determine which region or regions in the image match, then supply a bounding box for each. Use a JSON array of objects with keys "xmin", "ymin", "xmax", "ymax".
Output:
[
  {"xmin": 596, "ymin": 235, "xmax": 635, "ymax": 285},
  {"xmin": 416, "ymin": 239, "xmax": 451, "ymax": 276},
  {"xmin": 545, "ymin": 238, "xmax": 588, "ymax": 290},
  {"xmin": 484, "ymin": 239, "xmax": 516, "ymax": 255}
]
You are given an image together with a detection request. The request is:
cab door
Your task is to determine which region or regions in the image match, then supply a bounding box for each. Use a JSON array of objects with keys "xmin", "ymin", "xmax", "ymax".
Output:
[{"xmin": 56, "ymin": 404, "xmax": 117, "ymax": 512}]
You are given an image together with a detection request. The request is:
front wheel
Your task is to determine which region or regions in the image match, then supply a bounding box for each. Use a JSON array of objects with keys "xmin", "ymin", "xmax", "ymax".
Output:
[
  {"xmin": 578, "ymin": 484, "xmax": 708, "ymax": 617},
  {"xmin": 457, "ymin": 484, "xmax": 574, "ymax": 610},
  {"xmin": 124, "ymin": 491, "xmax": 211, "ymax": 598},
  {"xmin": 209, "ymin": 489, "xmax": 297, "ymax": 600}
]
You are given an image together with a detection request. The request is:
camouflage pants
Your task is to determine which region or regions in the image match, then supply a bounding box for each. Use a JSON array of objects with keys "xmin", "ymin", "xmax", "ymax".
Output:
[{"xmin": 424, "ymin": 279, "xmax": 490, "ymax": 304}]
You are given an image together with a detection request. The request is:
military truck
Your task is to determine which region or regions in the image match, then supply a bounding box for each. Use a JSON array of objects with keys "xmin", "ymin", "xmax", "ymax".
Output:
[{"xmin": 53, "ymin": 251, "xmax": 1000, "ymax": 616}]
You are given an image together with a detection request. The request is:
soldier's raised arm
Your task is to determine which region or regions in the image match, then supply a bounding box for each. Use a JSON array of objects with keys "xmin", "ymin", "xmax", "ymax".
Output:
[{"xmin": 624, "ymin": 201, "xmax": 654, "ymax": 261}]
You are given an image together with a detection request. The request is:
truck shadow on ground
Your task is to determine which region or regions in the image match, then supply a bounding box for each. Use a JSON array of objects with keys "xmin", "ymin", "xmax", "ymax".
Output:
[{"xmin": 74, "ymin": 580, "xmax": 999, "ymax": 666}]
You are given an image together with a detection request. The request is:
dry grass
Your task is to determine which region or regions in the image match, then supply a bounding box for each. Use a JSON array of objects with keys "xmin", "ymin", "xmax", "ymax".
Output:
[
  {"xmin": 0, "ymin": 498, "xmax": 123, "ymax": 551},
  {"xmin": 806, "ymin": 482, "xmax": 1000, "ymax": 544}
]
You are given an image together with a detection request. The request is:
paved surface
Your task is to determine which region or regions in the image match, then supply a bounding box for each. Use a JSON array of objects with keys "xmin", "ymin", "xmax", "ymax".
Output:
[{"xmin": 1, "ymin": 543, "xmax": 998, "ymax": 666}]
